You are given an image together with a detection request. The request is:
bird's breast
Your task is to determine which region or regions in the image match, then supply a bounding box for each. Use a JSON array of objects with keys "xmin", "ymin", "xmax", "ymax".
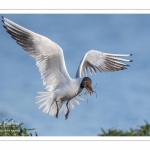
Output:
[{"xmin": 55, "ymin": 78, "xmax": 82, "ymax": 101}]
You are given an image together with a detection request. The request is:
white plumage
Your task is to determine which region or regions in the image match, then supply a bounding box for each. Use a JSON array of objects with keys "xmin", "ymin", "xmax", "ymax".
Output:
[{"xmin": 2, "ymin": 16, "xmax": 132, "ymax": 119}]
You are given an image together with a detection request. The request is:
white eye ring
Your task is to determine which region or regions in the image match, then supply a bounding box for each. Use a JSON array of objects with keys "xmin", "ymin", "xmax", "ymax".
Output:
[{"xmin": 85, "ymin": 81, "xmax": 88, "ymax": 83}]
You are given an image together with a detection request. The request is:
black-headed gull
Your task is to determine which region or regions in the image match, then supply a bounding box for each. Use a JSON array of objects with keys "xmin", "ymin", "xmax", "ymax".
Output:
[{"xmin": 2, "ymin": 17, "xmax": 132, "ymax": 119}]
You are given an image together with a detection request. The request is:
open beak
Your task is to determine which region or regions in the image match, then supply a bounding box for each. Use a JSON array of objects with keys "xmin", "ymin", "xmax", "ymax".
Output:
[{"xmin": 85, "ymin": 85, "xmax": 93, "ymax": 95}]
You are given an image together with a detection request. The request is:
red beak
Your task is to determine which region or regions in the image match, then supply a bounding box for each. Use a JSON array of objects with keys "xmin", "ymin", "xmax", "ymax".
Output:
[{"xmin": 85, "ymin": 85, "xmax": 93, "ymax": 95}]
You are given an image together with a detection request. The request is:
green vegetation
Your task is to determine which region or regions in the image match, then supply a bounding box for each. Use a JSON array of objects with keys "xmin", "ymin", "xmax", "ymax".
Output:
[
  {"xmin": 1, "ymin": 118, "xmax": 150, "ymax": 136},
  {"xmin": 0, "ymin": 119, "xmax": 37, "ymax": 136},
  {"xmin": 98, "ymin": 120, "xmax": 150, "ymax": 136}
]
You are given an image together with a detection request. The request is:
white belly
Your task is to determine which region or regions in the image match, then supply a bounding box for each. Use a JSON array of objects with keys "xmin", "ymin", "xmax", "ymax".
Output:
[{"xmin": 54, "ymin": 78, "xmax": 83, "ymax": 102}]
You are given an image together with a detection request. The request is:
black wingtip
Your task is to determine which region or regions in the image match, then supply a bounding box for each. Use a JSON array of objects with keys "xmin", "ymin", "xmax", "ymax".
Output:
[
  {"xmin": 3, "ymin": 25, "xmax": 7, "ymax": 29},
  {"xmin": 1, "ymin": 16, "xmax": 4, "ymax": 24},
  {"xmin": 129, "ymin": 54, "xmax": 133, "ymax": 62},
  {"xmin": 2, "ymin": 19, "xmax": 4, "ymax": 24}
]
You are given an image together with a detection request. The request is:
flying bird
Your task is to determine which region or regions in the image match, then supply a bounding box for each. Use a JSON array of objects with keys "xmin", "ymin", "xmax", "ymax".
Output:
[{"xmin": 2, "ymin": 16, "xmax": 132, "ymax": 119}]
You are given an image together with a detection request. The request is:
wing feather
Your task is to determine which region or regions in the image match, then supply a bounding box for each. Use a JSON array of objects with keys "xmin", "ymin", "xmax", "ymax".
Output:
[
  {"xmin": 76, "ymin": 50, "xmax": 132, "ymax": 78},
  {"xmin": 2, "ymin": 17, "xmax": 71, "ymax": 91}
]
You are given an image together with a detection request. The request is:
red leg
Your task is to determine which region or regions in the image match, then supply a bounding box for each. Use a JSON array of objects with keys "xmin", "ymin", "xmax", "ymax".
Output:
[
  {"xmin": 65, "ymin": 101, "xmax": 70, "ymax": 120},
  {"xmin": 55, "ymin": 101, "xmax": 59, "ymax": 118}
]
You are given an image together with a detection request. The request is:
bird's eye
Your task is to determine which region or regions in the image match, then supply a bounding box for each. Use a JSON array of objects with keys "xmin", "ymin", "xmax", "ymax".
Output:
[{"xmin": 85, "ymin": 81, "xmax": 88, "ymax": 84}]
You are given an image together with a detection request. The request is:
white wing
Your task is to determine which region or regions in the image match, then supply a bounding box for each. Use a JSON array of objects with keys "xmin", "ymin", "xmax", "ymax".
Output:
[
  {"xmin": 76, "ymin": 50, "xmax": 132, "ymax": 78},
  {"xmin": 2, "ymin": 17, "xmax": 71, "ymax": 91}
]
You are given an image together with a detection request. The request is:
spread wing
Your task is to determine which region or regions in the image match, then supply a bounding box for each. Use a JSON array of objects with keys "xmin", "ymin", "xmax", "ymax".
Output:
[
  {"xmin": 76, "ymin": 50, "xmax": 132, "ymax": 78},
  {"xmin": 2, "ymin": 17, "xmax": 71, "ymax": 91}
]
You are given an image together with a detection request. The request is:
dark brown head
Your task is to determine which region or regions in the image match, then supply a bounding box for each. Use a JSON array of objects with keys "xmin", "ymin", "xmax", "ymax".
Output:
[{"xmin": 80, "ymin": 77, "xmax": 93, "ymax": 94}]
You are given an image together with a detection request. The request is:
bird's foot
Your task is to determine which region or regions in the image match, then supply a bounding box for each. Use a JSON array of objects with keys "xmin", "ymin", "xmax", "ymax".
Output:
[
  {"xmin": 55, "ymin": 101, "xmax": 59, "ymax": 118},
  {"xmin": 56, "ymin": 111, "xmax": 59, "ymax": 118},
  {"xmin": 65, "ymin": 110, "xmax": 70, "ymax": 120},
  {"xmin": 65, "ymin": 101, "xmax": 70, "ymax": 120}
]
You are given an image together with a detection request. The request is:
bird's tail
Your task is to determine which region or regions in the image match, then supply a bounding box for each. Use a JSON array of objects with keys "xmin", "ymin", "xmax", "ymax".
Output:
[
  {"xmin": 35, "ymin": 91, "xmax": 84, "ymax": 117},
  {"xmin": 35, "ymin": 91, "xmax": 58, "ymax": 116}
]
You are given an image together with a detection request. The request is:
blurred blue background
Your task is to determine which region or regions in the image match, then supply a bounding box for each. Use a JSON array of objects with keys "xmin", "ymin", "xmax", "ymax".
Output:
[{"xmin": 0, "ymin": 14, "xmax": 150, "ymax": 136}]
